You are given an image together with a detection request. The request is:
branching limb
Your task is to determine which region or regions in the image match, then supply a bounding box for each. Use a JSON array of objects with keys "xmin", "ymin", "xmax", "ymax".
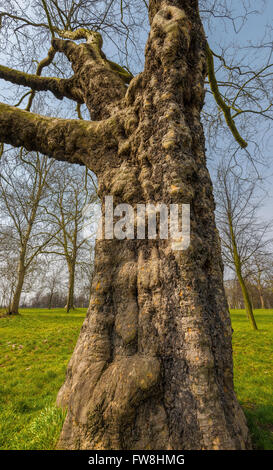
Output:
[
  {"xmin": 206, "ymin": 43, "xmax": 248, "ymax": 149},
  {"xmin": 0, "ymin": 11, "xmax": 50, "ymax": 30},
  {"xmin": 26, "ymin": 46, "xmax": 57, "ymax": 111},
  {"xmin": 76, "ymin": 102, "xmax": 84, "ymax": 120},
  {"xmin": 57, "ymin": 28, "xmax": 99, "ymax": 42},
  {"xmin": 0, "ymin": 102, "xmax": 121, "ymax": 173},
  {"xmin": 41, "ymin": 0, "xmax": 56, "ymax": 37},
  {"xmin": 53, "ymin": 29, "xmax": 133, "ymax": 84},
  {"xmin": 52, "ymin": 30, "xmax": 129, "ymax": 119},
  {"xmin": 14, "ymin": 91, "xmax": 32, "ymax": 107},
  {"xmin": 0, "ymin": 64, "xmax": 83, "ymax": 104}
]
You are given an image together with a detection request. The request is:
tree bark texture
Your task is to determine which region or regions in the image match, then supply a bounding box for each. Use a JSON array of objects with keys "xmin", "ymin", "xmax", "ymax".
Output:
[
  {"xmin": 0, "ymin": 0, "xmax": 251, "ymax": 450},
  {"xmin": 56, "ymin": 2, "xmax": 251, "ymax": 449}
]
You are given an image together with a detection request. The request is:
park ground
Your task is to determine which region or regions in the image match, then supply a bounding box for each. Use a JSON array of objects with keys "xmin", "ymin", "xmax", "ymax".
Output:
[{"xmin": 0, "ymin": 308, "xmax": 272, "ymax": 450}]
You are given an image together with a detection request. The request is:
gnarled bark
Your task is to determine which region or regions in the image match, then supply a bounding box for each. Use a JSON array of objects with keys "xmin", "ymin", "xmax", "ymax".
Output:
[
  {"xmin": 0, "ymin": 102, "xmax": 125, "ymax": 173},
  {"xmin": 55, "ymin": 1, "xmax": 251, "ymax": 450},
  {"xmin": 0, "ymin": 0, "xmax": 251, "ymax": 450}
]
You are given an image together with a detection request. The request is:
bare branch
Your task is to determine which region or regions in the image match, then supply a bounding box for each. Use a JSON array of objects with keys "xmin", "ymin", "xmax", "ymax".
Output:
[
  {"xmin": 0, "ymin": 102, "xmax": 121, "ymax": 172},
  {"xmin": 0, "ymin": 64, "xmax": 83, "ymax": 104},
  {"xmin": 206, "ymin": 44, "xmax": 248, "ymax": 148}
]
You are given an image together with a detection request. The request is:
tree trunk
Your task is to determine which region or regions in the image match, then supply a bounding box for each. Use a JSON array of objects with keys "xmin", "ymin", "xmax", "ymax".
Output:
[
  {"xmin": 227, "ymin": 214, "xmax": 258, "ymax": 330},
  {"xmin": 8, "ymin": 258, "xmax": 25, "ymax": 315},
  {"xmin": 238, "ymin": 273, "xmax": 258, "ymax": 330},
  {"xmin": 257, "ymin": 281, "xmax": 265, "ymax": 309},
  {"xmin": 66, "ymin": 263, "xmax": 75, "ymax": 313},
  {"xmin": 48, "ymin": 291, "xmax": 54, "ymax": 310},
  {"xmin": 56, "ymin": 1, "xmax": 251, "ymax": 449}
]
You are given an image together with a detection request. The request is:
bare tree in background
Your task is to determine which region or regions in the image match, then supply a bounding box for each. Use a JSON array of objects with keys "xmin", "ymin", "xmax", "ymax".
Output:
[
  {"xmin": 42, "ymin": 166, "xmax": 97, "ymax": 312},
  {"xmin": 247, "ymin": 250, "xmax": 273, "ymax": 309},
  {"xmin": 0, "ymin": 228, "xmax": 18, "ymax": 309},
  {"xmin": 0, "ymin": 150, "xmax": 57, "ymax": 314},
  {"xmin": 265, "ymin": 261, "xmax": 273, "ymax": 306},
  {"xmin": 215, "ymin": 163, "xmax": 272, "ymax": 329},
  {"xmin": 37, "ymin": 256, "xmax": 65, "ymax": 309},
  {"xmin": 1, "ymin": 0, "xmax": 273, "ymax": 450},
  {"xmin": 224, "ymin": 279, "xmax": 245, "ymax": 310}
]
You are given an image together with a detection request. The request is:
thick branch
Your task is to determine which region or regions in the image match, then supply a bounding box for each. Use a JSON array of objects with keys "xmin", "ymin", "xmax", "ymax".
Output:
[
  {"xmin": 55, "ymin": 29, "xmax": 133, "ymax": 84},
  {"xmin": 0, "ymin": 102, "xmax": 121, "ymax": 173},
  {"xmin": 52, "ymin": 31, "xmax": 128, "ymax": 120},
  {"xmin": 0, "ymin": 64, "xmax": 83, "ymax": 103},
  {"xmin": 57, "ymin": 28, "xmax": 100, "ymax": 42}
]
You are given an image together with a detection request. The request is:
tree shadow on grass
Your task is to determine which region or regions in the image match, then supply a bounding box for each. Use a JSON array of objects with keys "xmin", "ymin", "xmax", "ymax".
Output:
[{"xmin": 244, "ymin": 404, "xmax": 273, "ymax": 450}]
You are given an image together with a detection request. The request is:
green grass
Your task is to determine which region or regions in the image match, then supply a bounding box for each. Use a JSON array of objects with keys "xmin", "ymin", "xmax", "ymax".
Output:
[
  {"xmin": 0, "ymin": 308, "xmax": 86, "ymax": 450},
  {"xmin": 0, "ymin": 308, "xmax": 272, "ymax": 449},
  {"xmin": 231, "ymin": 309, "xmax": 273, "ymax": 449}
]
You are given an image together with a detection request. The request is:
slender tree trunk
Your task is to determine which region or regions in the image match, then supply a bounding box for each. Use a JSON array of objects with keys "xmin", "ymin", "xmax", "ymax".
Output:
[
  {"xmin": 56, "ymin": 1, "xmax": 251, "ymax": 449},
  {"xmin": 48, "ymin": 291, "xmax": 54, "ymax": 310},
  {"xmin": 237, "ymin": 272, "xmax": 258, "ymax": 330},
  {"xmin": 6, "ymin": 163, "xmax": 46, "ymax": 315},
  {"xmin": 66, "ymin": 262, "xmax": 75, "ymax": 313},
  {"xmin": 257, "ymin": 280, "xmax": 265, "ymax": 309},
  {"xmin": 227, "ymin": 214, "xmax": 258, "ymax": 330},
  {"xmin": 8, "ymin": 256, "xmax": 25, "ymax": 315},
  {"xmin": 260, "ymin": 293, "xmax": 265, "ymax": 309}
]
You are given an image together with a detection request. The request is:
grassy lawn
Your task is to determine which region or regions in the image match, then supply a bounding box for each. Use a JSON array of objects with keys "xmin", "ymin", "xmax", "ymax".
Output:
[
  {"xmin": 0, "ymin": 308, "xmax": 272, "ymax": 450},
  {"xmin": 0, "ymin": 308, "xmax": 86, "ymax": 450},
  {"xmin": 231, "ymin": 309, "xmax": 273, "ymax": 450}
]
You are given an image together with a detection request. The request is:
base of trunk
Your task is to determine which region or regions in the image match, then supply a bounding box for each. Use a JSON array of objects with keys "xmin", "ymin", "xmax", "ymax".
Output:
[
  {"xmin": 56, "ymin": 1, "xmax": 252, "ymax": 450},
  {"xmin": 56, "ymin": 239, "xmax": 252, "ymax": 450}
]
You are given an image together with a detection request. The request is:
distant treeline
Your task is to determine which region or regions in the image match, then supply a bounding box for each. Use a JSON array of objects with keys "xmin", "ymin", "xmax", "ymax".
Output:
[{"xmin": 225, "ymin": 279, "xmax": 273, "ymax": 310}]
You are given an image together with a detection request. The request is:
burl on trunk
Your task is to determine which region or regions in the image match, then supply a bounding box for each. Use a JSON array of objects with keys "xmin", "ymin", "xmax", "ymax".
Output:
[
  {"xmin": 0, "ymin": 0, "xmax": 251, "ymax": 450},
  {"xmin": 55, "ymin": 1, "xmax": 251, "ymax": 450}
]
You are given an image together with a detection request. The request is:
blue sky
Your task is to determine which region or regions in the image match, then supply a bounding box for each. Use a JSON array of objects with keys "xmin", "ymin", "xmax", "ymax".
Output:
[
  {"xmin": 0, "ymin": 1, "xmax": 272, "ymax": 223},
  {"xmin": 204, "ymin": 1, "xmax": 273, "ymax": 224}
]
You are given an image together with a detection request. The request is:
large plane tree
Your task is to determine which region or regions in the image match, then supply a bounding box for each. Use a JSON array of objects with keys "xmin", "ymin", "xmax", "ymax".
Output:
[{"xmin": 0, "ymin": 0, "xmax": 263, "ymax": 449}]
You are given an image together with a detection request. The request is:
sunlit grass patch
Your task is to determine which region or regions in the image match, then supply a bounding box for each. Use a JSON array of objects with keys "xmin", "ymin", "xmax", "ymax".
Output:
[
  {"xmin": 231, "ymin": 309, "xmax": 273, "ymax": 449},
  {"xmin": 0, "ymin": 307, "xmax": 272, "ymax": 449},
  {"xmin": 0, "ymin": 308, "xmax": 85, "ymax": 450}
]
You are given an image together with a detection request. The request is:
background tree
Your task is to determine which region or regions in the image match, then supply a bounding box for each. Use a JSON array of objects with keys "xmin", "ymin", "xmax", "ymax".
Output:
[
  {"xmin": 265, "ymin": 261, "xmax": 273, "ymax": 306},
  {"xmin": 38, "ymin": 257, "xmax": 65, "ymax": 309},
  {"xmin": 247, "ymin": 250, "xmax": 273, "ymax": 309},
  {"xmin": 224, "ymin": 279, "xmax": 245, "ymax": 310},
  {"xmin": 0, "ymin": 149, "xmax": 56, "ymax": 314},
  {"xmin": 2, "ymin": 0, "xmax": 273, "ymax": 450},
  {"xmin": 74, "ymin": 241, "xmax": 95, "ymax": 308},
  {"xmin": 0, "ymin": 228, "xmax": 18, "ymax": 310},
  {"xmin": 215, "ymin": 162, "xmax": 272, "ymax": 329},
  {"xmin": 42, "ymin": 166, "xmax": 96, "ymax": 312}
]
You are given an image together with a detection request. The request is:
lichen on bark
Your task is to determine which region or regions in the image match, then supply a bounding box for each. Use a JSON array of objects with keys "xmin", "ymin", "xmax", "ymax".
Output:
[
  {"xmin": 55, "ymin": 1, "xmax": 251, "ymax": 450},
  {"xmin": 0, "ymin": 0, "xmax": 252, "ymax": 450}
]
